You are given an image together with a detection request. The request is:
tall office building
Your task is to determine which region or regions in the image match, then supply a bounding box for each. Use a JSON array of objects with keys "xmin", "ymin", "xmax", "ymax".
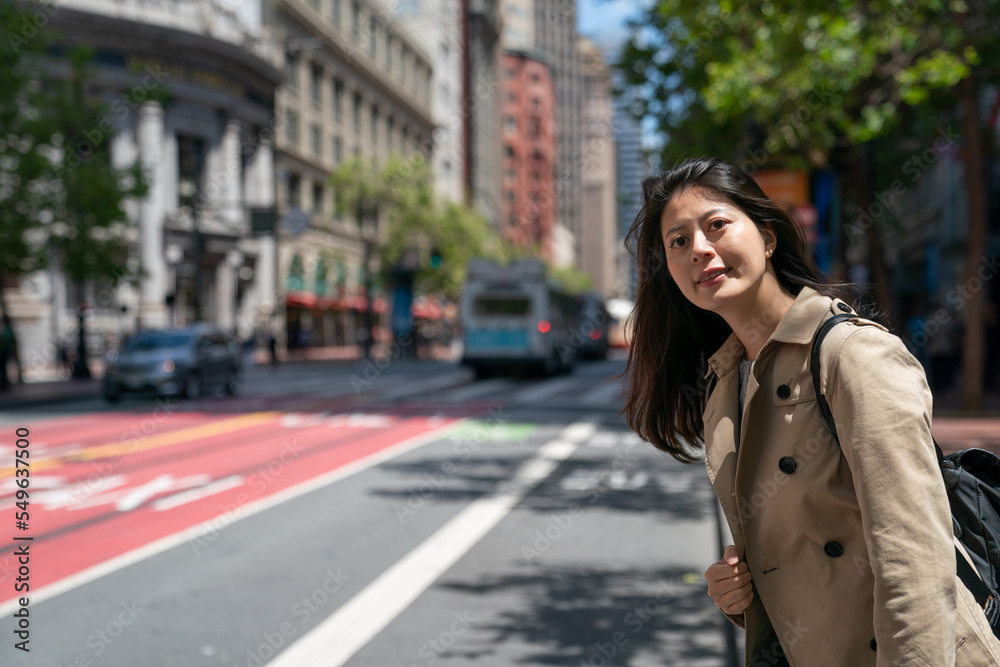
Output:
[
  {"xmin": 463, "ymin": 0, "xmax": 504, "ymax": 231},
  {"xmin": 533, "ymin": 0, "xmax": 581, "ymax": 268},
  {"xmin": 578, "ymin": 37, "xmax": 617, "ymax": 296},
  {"xmin": 394, "ymin": 0, "xmax": 464, "ymax": 203}
]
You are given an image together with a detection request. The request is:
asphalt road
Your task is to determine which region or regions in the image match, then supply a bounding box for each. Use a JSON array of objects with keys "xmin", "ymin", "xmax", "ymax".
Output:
[{"xmin": 0, "ymin": 356, "xmax": 737, "ymax": 667}]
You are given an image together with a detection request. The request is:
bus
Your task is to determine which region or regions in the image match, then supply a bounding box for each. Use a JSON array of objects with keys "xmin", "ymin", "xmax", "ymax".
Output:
[{"xmin": 460, "ymin": 258, "xmax": 578, "ymax": 378}]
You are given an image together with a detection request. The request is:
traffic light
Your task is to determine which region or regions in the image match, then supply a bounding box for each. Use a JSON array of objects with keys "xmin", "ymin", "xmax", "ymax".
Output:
[{"xmin": 429, "ymin": 247, "xmax": 442, "ymax": 269}]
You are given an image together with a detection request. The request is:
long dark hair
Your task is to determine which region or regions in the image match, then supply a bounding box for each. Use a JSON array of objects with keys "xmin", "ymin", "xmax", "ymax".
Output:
[{"xmin": 622, "ymin": 157, "xmax": 840, "ymax": 463}]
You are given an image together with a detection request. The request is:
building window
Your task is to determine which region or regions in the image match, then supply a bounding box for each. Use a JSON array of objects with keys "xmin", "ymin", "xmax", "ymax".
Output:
[
  {"xmin": 386, "ymin": 116, "xmax": 394, "ymax": 152},
  {"xmin": 331, "ymin": 0, "xmax": 341, "ymax": 25},
  {"xmin": 401, "ymin": 126, "xmax": 408, "ymax": 152},
  {"xmin": 354, "ymin": 93, "xmax": 362, "ymax": 132},
  {"xmin": 504, "ymin": 116, "xmax": 517, "ymax": 134},
  {"xmin": 368, "ymin": 16, "xmax": 377, "ymax": 57},
  {"xmin": 176, "ymin": 135, "xmax": 205, "ymax": 210},
  {"xmin": 386, "ymin": 34, "xmax": 393, "ymax": 70},
  {"xmin": 351, "ymin": 1, "xmax": 360, "ymax": 41},
  {"xmin": 504, "ymin": 144, "xmax": 515, "ymax": 158},
  {"xmin": 528, "ymin": 117, "xmax": 540, "ymax": 138},
  {"xmin": 505, "ymin": 91, "xmax": 515, "ymax": 103},
  {"xmin": 311, "ymin": 124, "xmax": 322, "ymax": 158},
  {"xmin": 309, "ymin": 0, "xmax": 320, "ymax": 10},
  {"xmin": 505, "ymin": 190, "xmax": 515, "ymax": 202},
  {"xmin": 285, "ymin": 54, "xmax": 299, "ymax": 92},
  {"xmin": 287, "ymin": 254, "xmax": 304, "ymax": 291},
  {"xmin": 313, "ymin": 183, "xmax": 324, "ymax": 215},
  {"xmin": 401, "ymin": 47, "xmax": 408, "ymax": 84},
  {"xmin": 311, "ymin": 64, "xmax": 323, "ymax": 108},
  {"xmin": 286, "ymin": 109, "xmax": 299, "ymax": 146},
  {"xmin": 333, "ymin": 136, "xmax": 342, "ymax": 164},
  {"xmin": 506, "ymin": 169, "xmax": 516, "ymax": 181},
  {"xmin": 370, "ymin": 106, "xmax": 378, "ymax": 152},
  {"xmin": 287, "ymin": 173, "xmax": 301, "ymax": 208},
  {"xmin": 333, "ymin": 79, "xmax": 343, "ymax": 120},
  {"xmin": 532, "ymin": 96, "xmax": 540, "ymax": 108}
]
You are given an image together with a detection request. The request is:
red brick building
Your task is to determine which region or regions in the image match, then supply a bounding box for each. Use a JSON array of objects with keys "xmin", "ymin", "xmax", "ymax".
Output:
[{"xmin": 501, "ymin": 50, "xmax": 557, "ymax": 260}]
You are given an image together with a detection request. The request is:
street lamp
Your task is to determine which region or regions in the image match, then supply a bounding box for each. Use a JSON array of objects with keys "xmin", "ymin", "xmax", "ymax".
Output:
[{"xmin": 356, "ymin": 200, "xmax": 379, "ymax": 362}]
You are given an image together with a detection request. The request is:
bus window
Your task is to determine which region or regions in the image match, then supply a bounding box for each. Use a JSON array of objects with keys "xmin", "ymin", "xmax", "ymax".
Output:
[{"xmin": 474, "ymin": 298, "xmax": 531, "ymax": 316}]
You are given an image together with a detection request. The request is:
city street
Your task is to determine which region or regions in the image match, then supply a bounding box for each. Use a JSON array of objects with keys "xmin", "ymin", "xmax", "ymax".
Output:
[{"xmin": 0, "ymin": 357, "xmax": 733, "ymax": 667}]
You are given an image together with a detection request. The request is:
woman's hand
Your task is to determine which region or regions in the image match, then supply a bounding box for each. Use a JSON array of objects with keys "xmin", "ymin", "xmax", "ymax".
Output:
[{"xmin": 705, "ymin": 544, "xmax": 754, "ymax": 615}]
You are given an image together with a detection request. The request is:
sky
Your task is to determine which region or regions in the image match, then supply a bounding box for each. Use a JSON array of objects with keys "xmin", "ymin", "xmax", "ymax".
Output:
[{"xmin": 576, "ymin": 0, "xmax": 644, "ymax": 57}]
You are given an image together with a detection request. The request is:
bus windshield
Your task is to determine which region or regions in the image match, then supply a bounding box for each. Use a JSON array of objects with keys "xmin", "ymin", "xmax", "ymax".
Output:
[{"xmin": 474, "ymin": 297, "xmax": 531, "ymax": 316}]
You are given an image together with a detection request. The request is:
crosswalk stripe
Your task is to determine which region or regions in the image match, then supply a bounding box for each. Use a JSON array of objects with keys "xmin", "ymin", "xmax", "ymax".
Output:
[{"xmin": 265, "ymin": 420, "xmax": 595, "ymax": 667}]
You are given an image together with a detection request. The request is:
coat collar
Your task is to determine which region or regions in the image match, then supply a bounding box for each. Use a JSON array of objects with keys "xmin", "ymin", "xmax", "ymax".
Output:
[{"xmin": 705, "ymin": 286, "xmax": 836, "ymax": 378}]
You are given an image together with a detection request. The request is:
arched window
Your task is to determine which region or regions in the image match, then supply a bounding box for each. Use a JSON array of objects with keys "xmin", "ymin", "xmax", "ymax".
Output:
[
  {"xmin": 287, "ymin": 254, "xmax": 304, "ymax": 291},
  {"xmin": 314, "ymin": 257, "xmax": 328, "ymax": 296}
]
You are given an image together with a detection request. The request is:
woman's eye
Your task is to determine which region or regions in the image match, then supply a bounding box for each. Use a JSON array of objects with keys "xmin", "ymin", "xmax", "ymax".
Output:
[
  {"xmin": 667, "ymin": 237, "xmax": 686, "ymax": 249},
  {"xmin": 709, "ymin": 218, "xmax": 728, "ymax": 230}
]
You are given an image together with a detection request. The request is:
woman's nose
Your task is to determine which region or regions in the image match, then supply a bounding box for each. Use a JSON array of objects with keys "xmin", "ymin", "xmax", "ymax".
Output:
[{"xmin": 690, "ymin": 233, "xmax": 715, "ymax": 261}]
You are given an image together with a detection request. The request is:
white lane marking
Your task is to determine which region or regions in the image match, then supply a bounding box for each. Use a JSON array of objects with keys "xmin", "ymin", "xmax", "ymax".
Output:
[
  {"xmin": 152, "ymin": 475, "xmax": 245, "ymax": 511},
  {"xmin": 265, "ymin": 422, "xmax": 589, "ymax": 667},
  {"xmin": 0, "ymin": 420, "xmax": 465, "ymax": 616}
]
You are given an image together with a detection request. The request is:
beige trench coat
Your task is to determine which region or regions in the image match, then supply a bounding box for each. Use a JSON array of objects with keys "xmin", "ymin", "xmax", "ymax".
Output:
[{"xmin": 703, "ymin": 286, "xmax": 1000, "ymax": 666}]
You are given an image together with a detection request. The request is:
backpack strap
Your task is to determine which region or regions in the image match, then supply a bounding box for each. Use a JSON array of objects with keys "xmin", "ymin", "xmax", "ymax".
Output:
[
  {"xmin": 809, "ymin": 313, "xmax": 853, "ymax": 445},
  {"xmin": 809, "ymin": 312, "xmax": 997, "ymax": 617}
]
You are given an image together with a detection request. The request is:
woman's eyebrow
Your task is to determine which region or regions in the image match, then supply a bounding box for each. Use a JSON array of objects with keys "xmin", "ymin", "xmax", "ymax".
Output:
[{"xmin": 664, "ymin": 208, "xmax": 727, "ymax": 236}]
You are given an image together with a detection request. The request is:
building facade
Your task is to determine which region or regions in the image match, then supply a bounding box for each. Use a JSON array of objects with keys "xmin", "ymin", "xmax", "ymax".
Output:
[
  {"xmin": 533, "ymin": 0, "xmax": 581, "ymax": 268},
  {"xmin": 5, "ymin": 0, "xmax": 281, "ymax": 378},
  {"xmin": 263, "ymin": 0, "xmax": 435, "ymax": 351},
  {"xmin": 394, "ymin": 0, "xmax": 464, "ymax": 203},
  {"xmin": 463, "ymin": 0, "xmax": 503, "ymax": 231},
  {"xmin": 500, "ymin": 50, "xmax": 558, "ymax": 259},
  {"xmin": 577, "ymin": 37, "xmax": 617, "ymax": 296},
  {"xmin": 612, "ymin": 59, "xmax": 643, "ymax": 301}
]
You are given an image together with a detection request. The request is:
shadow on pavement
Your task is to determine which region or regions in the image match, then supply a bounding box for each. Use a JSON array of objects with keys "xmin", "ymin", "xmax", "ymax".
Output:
[{"xmin": 437, "ymin": 564, "xmax": 727, "ymax": 666}]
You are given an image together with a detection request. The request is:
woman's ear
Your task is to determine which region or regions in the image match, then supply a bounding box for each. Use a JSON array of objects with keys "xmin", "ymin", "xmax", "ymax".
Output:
[{"xmin": 761, "ymin": 221, "xmax": 778, "ymax": 256}]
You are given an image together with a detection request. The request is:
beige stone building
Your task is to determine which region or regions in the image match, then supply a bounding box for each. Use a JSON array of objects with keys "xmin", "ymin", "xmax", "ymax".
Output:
[
  {"xmin": 577, "ymin": 37, "xmax": 617, "ymax": 296},
  {"xmin": 264, "ymin": 0, "xmax": 435, "ymax": 350}
]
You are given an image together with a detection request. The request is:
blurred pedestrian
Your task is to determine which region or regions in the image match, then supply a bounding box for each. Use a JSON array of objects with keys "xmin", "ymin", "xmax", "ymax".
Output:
[
  {"xmin": 0, "ymin": 317, "xmax": 13, "ymax": 390},
  {"xmin": 267, "ymin": 332, "xmax": 277, "ymax": 366},
  {"xmin": 58, "ymin": 342, "xmax": 72, "ymax": 377},
  {"xmin": 621, "ymin": 158, "xmax": 1000, "ymax": 665}
]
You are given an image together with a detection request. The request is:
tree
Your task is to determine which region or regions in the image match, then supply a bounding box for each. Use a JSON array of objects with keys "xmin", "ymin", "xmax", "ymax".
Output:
[
  {"xmin": 329, "ymin": 153, "xmax": 505, "ymax": 295},
  {"xmin": 618, "ymin": 0, "xmax": 998, "ymax": 410},
  {"xmin": 0, "ymin": 3, "xmax": 149, "ymax": 380}
]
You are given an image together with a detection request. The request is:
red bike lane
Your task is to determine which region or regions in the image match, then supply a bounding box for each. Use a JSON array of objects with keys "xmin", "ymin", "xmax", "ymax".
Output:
[{"xmin": 0, "ymin": 406, "xmax": 466, "ymax": 605}]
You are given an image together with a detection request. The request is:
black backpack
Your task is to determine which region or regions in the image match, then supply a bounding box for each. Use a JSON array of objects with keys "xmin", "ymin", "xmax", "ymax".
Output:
[{"xmin": 811, "ymin": 313, "xmax": 1000, "ymax": 638}]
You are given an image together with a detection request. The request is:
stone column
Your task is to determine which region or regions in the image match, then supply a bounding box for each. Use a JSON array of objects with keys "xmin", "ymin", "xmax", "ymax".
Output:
[
  {"xmin": 137, "ymin": 102, "xmax": 169, "ymax": 328},
  {"xmin": 221, "ymin": 118, "xmax": 243, "ymax": 227},
  {"xmin": 244, "ymin": 137, "xmax": 277, "ymax": 334}
]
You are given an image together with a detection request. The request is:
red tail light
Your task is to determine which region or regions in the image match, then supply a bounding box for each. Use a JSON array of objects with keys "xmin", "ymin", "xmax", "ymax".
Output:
[
  {"xmin": 537, "ymin": 320, "xmax": 551, "ymax": 333},
  {"xmin": 589, "ymin": 330, "xmax": 601, "ymax": 340}
]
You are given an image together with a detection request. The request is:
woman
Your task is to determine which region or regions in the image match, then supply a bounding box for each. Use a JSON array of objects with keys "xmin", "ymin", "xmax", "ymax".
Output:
[{"xmin": 621, "ymin": 157, "xmax": 1000, "ymax": 665}]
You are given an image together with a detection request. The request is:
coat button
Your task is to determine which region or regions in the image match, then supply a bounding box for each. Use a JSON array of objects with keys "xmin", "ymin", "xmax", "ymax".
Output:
[
  {"xmin": 824, "ymin": 541, "xmax": 843, "ymax": 558},
  {"xmin": 778, "ymin": 456, "xmax": 797, "ymax": 474},
  {"xmin": 837, "ymin": 303, "xmax": 853, "ymax": 313},
  {"xmin": 776, "ymin": 384, "xmax": 791, "ymax": 399},
  {"xmin": 869, "ymin": 638, "xmax": 877, "ymax": 651}
]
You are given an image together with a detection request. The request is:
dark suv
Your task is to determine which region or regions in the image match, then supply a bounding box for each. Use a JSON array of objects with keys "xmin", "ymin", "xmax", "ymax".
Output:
[{"xmin": 103, "ymin": 324, "xmax": 243, "ymax": 402}]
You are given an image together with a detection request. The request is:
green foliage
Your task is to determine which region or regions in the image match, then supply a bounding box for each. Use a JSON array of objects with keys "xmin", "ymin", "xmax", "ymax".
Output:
[
  {"xmin": 328, "ymin": 154, "xmax": 506, "ymax": 294},
  {"xmin": 617, "ymin": 0, "xmax": 997, "ymax": 166},
  {"xmin": 0, "ymin": 5, "xmax": 148, "ymax": 292},
  {"xmin": 548, "ymin": 265, "xmax": 594, "ymax": 295}
]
